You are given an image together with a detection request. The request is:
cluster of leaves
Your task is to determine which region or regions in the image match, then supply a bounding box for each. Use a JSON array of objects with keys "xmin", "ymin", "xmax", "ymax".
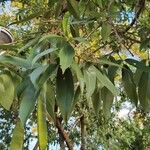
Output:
[{"xmin": 0, "ymin": 0, "xmax": 150, "ymax": 149}]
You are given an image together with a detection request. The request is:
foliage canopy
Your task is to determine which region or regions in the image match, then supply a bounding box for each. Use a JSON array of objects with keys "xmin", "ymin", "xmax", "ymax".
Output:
[{"xmin": 0, "ymin": 0, "xmax": 150, "ymax": 149}]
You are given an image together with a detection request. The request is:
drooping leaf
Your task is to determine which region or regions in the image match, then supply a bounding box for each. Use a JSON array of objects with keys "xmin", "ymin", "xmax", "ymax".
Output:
[
  {"xmin": 84, "ymin": 67, "xmax": 96, "ymax": 98},
  {"xmin": 101, "ymin": 23, "xmax": 111, "ymax": 42},
  {"xmin": 0, "ymin": 55, "xmax": 32, "ymax": 69},
  {"xmin": 122, "ymin": 65, "xmax": 138, "ymax": 106},
  {"xmin": 90, "ymin": 65, "xmax": 119, "ymax": 96},
  {"xmin": 134, "ymin": 68, "xmax": 143, "ymax": 86},
  {"xmin": 0, "ymin": 74, "xmax": 15, "ymax": 110},
  {"xmin": 37, "ymin": 91, "xmax": 47, "ymax": 150},
  {"xmin": 67, "ymin": 0, "xmax": 80, "ymax": 19},
  {"xmin": 140, "ymin": 38, "xmax": 150, "ymax": 51},
  {"xmin": 18, "ymin": 36, "xmax": 41, "ymax": 53},
  {"xmin": 56, "ymin": 68, "xmax": 74, "ymax": 122},
  {"xmin": 10, "ymin": 121, "xmax": 24, "ymax": 150},
  {"xmin": 71, "ymin": 61, "xmax": 84, "ymax": 93},
  {"xmin": 9, "ymin": 11, "xmax": 43, "ymax": 25},
  {"xmin": 59, "ymin": 44, "xmax": 75, "ymax": 72},
  {"xmin": 101, "ymin": 87, "xmax": 114, "ymax": 118},
  {"xmin": 125, "ymin": 59, "xmax": 150, "ymax": 73},
  {"xmin": 92, "ymin": 89, "xmax": 101, "ymax": 115},
  {"xmin": 30, "ymin": 65, "xmax": 48, "ymax": 88},
  {"xmin": 45, "ymin": 82, "xmax": 55, "ymax": 121},
  {"xmin": 71, "ymin": 86, "xmax": 81, "ymax": 110},
  {"xmin": 138, "ymin": 71, "xmax": 150, "ymax": 111},
  {"xmin": 38, "ymin": 34, "xmax": 65, "ymax": 48},
  {"xmin": 0, "ymin": 43, "xmax": 18, "ymax": 51},
  {"xmin": 38, "ymin": 64, "xmax": 58, "ymax": 88},
  {"xmin": 32, "ymin": 48, "xmax": 57, "ymax": 65},
  {"xmin": 19, "ymin": 80, "xmax": 38, "ymax": 125}
]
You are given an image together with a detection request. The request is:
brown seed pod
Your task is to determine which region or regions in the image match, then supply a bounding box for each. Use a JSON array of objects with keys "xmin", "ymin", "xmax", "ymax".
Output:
[{"xmin": 0, "ymin": 27, "xmax": 13, "ymax": 44}]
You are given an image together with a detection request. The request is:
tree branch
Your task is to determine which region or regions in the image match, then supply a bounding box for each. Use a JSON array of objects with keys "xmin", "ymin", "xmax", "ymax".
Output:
[
  {"xmin": 55, "ymin": 117, "xmax": 74, "ymax": 150},
  {"xmin": 123, "ymin": 0, "xmax": 145, "ymax": 33}
]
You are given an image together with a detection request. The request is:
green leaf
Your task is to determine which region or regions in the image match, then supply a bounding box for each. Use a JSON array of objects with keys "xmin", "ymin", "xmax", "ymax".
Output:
[
  {"xmin": 71, "ymin": 61, "xmax": 84, "ymax": 93},
  {"xmin": 45, "ymin": 82, "xmax": 55, "ymax": 121},
  {"xmin": 62, "ymin": 12, "xmax": 70, "ymax": 37},
  {"xmin": 32, "ymin": 48, "xmax": 56, "ymax": 65},
  {"xmin": 19, "ymin": 80, "xmax": 38, "ymax": 125},
  {"xmin": 72, "ymin": 86, "xmax": 81, "ymax": 110},
  {"xmin": 0, "ymin": 55, "xmax": 32, "ymax": 69},
  {"xmin": 9, "ymin": 11, "xmax": 43, "ymax": 25},
  {"xmin": 138, "ymin": 72, "xmax": 150, "ymax": 111},
  {"xmin": 59, "ymin": 44, "xmax": 75, "ymax": 72},
  {"xmin": 134, "ymin": 68, "xmax": 143, "ymax": 86},
  {"xmin": 92, "ymin": 90, "xmax": 101, "ymax": 115},
  {"xmin": 10, "ymin": 121, "xmax": 24, "ymax": 150},
  {"xmin": 125, "ymin": 59, "xmax": 150, "ymax": 73},
  {"xmin": 38, "ymin": 64, "xmax": 58, "ymax": 88},
  {"xmin": 56, "ymin": 68, "xmax": 74, "ymax": 122},
  {"xmin": 84, "ymin": 67, "xmax": 96, "ymax": 98},
  {"xmin": 122, "ymin": 65, "xmax": 138, "ymax": 106},
  {"xmin": 101, "ymin": 87, "xmax": 114, "ymax": 118},
  {"xmin": 101, "ymin": 23, "xmax": 111, "ymax": 42},
  {"xmin": 0, "ymin": 74, "xmax": 15, "ymax": 110},
  {"xmin": 38, "ymin": 34, "xmax": 65, "ymax": 48},
  {"xmin": 140, "ymin": 38, "xmax": 150, "ymax": 51},
  {"xmin": 99, "ymin": 59, "xmax": 122, "ymax": 68},
  {"xmin": 37, "ymin": 91, "xmax": 47, "ymax": 150},
  {"xmin": 90, "ymin": 65, "xmax": 119, "ymax": 96},
  {"xmin": 18, "ymin": 36, "xmax": 41, "ymax": 53},
  {"xmin": 0, "ymin": 43, "xmax": 18, "ymax": 51},
  {"xmin": 67, "ymin": 0, "xmax": 80, "ymax": 19},
  {"xmin": 30, "ymin": 65, "xmax": 48, "ymax": 88}
]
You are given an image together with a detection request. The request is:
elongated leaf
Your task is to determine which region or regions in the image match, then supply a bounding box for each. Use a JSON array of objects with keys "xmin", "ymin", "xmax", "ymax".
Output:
[
  {"xmin": 38, "ymin": 34, "xmax": 65, "ymax": 47},
  {"xmin": 122, "ymin": 66, "xmax": 138, "ymax": 106},
  {"xmin": 71, "ymin": 86, "xmax": 81, "ymax": 110},
  {"xmin": 9, "ymin": 11, "xmax": 43, "ymax": 25},
  {"xmin": 84, "ymin": 67, "xmax": 96, "ymax": 98},
  {"xmin": 101, "ymin": 23, "xmax": 111, "ymax": 42},
  {"xmin": 0, "ymin": 74, "xmax": 15, "ymax": 110},
  {"xmin": 101, "ymin": 87, "xmax": 114, "ymax": 118},
  {"xmin": 32, "ymin": 48, "xmax": 56, "ymax": 64},
  {"xmin": 0, "ymin": 55, "xmax": 32, "ymax": 69},
  {"xmin": 30, "ymin": 65, "xmax": 48, "ymax": 88},
  {"xmin": 125, "ymin": 59, "xmax": 150, "ymax": 73},
  {"xmin": 10, "ymin": 121, "xmax": 24, "ymax": 150},
  {"xmin": 38, "ymin": 64, "xmax": 58, "ymax": 88},
  {"xmin": 0, "ymin": 43, "xmax": 18, "ymax": 51},
  {"xmin": 62, "ymin": 12, "xmax": 70, "ymax": 36},
  {"xmin": 37, "ymin": 91, "xmax": 47, "ymax": 150},
  {"xmin": 67, "ymin": 0, "xmax": 80, "ymax": 19},
  {"xmin": 138, "ymin": 72, "xmax": 150, "ymax": 111},
  {"xmin": 59, "ymin": 44, "xmax": 75, "ymax": 72},
  {"xmin": 18, "ymin": 36, "xmax": 41, "ymax": 53},
  {"xmin": 19, "ymin": 80, "xmax": 38, "ymax": 125},
  {"xmin": 99, "ymin": 59, "xmax": 122, "ymax": 68},
  {"xmin": 17, "ymin": 77, "xmax": 29, "ymax": 99},
  {"xmin": 71, "ymin": 61, "xmax": 84, "ymax": 93},
  {"xmin": 90, "ymin": 65, "xmax": 119, "ymax": 96},
  {"xmin": 134, "ymin": 68, "xmax": 143, "ymax": 86},
  {"xmin": 46, "ymin": 82, "xmax": 55, "ymax": 121},
  {"xmin": 92, "ymin": 90, "xmax": 101, "ymax": 115},
  {"xmin": 56, "ymin": 68, "xmax": 74, "ymax": 122}
]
